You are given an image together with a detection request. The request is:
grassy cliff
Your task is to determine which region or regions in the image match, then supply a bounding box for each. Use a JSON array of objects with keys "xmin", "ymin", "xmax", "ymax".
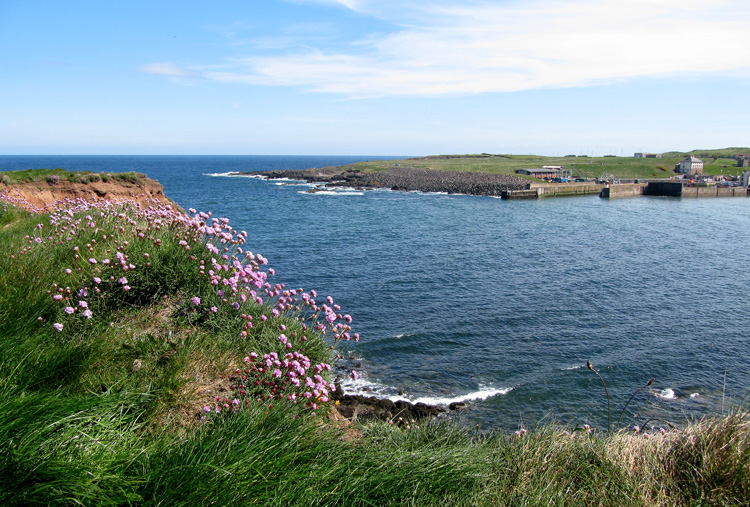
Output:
[{"xmin": 1, "ymin": 173, "xmax": 748, "ymax": 506}]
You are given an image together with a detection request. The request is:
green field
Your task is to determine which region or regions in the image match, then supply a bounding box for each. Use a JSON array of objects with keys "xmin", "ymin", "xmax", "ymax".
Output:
[{"xmin": 332, "ymin": 148, "xmax": 750, "ymax": 181}]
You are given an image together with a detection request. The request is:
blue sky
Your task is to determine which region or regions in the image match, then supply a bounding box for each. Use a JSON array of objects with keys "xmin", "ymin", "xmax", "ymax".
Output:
[{"xmin": 2, "ymin": 0, "xmax": 749, "ymax": 156}]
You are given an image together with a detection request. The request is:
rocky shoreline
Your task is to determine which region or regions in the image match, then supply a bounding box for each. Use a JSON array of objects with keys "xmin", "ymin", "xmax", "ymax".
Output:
[
  {"xmin": 236, "ymin": 165, "xmax": 530, "ymax": 196},
  {"xmin": 331, "ymin": 388, "xmax": 466, "ymax": 425}
]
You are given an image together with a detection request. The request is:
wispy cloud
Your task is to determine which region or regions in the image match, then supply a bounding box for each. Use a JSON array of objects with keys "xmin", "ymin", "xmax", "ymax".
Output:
[
  {"xmin": 139, "ymin": 63, "xmax": 197, "ymax": 78},
  {"xmin": 144, "ymin": 0, "xmax": 750, "ymax": 97}
]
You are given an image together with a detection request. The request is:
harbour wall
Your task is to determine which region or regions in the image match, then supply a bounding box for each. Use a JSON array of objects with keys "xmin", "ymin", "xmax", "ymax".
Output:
[{"xmin": 503, "ymin": 181, "xmax": 749, "ymax": 200}]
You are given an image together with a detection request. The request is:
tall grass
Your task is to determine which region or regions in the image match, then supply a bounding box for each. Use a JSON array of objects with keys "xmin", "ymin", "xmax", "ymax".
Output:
[{"xmin": 1, "ymin": 187, "xmax": 748, "ymax": 506}]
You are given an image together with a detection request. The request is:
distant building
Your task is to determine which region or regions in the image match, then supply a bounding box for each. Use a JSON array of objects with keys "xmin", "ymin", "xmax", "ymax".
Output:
[
  {"xmin": 735, "ymin": 154, "xmax": 750, "ymax": 168},
  {"xmin": 515, "ymin": 167, "xmax": 560, "ymax": 179},
  {"xmin": 742, "ymin": 171, "xmax": 750, "ymax": 187},
  {"xmin": 676, "ymin": 156, "xmax": 704, "ymax": 175},
  {"xmin": 634, "ymin": 152, "xmax": 663, "ymax": 158}
]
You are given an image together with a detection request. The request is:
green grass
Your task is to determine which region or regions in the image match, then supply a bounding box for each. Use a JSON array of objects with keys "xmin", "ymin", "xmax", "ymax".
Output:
[
  {"xmin": 0, "ymin": 168, "xmax": 144, "ymax": 185},
  {"xmin": 331, "ymin": 148, "xmax": 750, "ymax": 181},
  {"xmin": 1, "ymin": 180, "xmax": 749, "ymax": 506}
]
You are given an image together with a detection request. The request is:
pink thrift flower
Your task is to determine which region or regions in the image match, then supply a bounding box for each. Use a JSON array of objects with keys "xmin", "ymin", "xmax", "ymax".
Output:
[
  {"xmin": 210, "ymin": 306, "xmax": 218, "ymax": 313},
  {"xmin": 53, "ymin": 323, "xmax": 63, "ymax": 331},
  {"xmin": 78, "ymin": 300, "xmax": 88, "ymax": 308},
  {"xmin": 351, "ymin": 370, "xmax": 359, "ymax": 381},
  {"xmin": 191, "ymin": 297, "xmax": 201, "ymax": 306},
  {"xmin": 64, "ymin": 306, "xmax": 75, "ymax": 314},
  {"xmin": 53, "ymin": 294, "xmax": 63, "ymax": 301},
  {"xmin": 93, "ymin": 277, "xmax": 101, "ymax": 284},
  {"xmin": 88, "ymin": 258, "xmax": 97, "ymax": 264},
  {"xmin": 82, "ymin": 309, "xmax": 93, "ymax": 319},
  {"xmin": 118, "ymin": 277, "xmax": 128, "ymax": 285}
]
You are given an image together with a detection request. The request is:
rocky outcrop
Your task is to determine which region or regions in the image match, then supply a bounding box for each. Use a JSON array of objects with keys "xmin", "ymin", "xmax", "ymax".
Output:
[
  {"xmin": 331, "ymin": 389, "xmax": 458, "ymax": 425},
  {"xmin": 238, "ymin": 165, "xmax": 530, "ymax": 196}
]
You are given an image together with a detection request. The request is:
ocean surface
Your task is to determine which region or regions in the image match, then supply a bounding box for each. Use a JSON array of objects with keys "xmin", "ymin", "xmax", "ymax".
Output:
[{"xmin": 3, "ymin": 155, "xmax": 750, "ymax": 431}]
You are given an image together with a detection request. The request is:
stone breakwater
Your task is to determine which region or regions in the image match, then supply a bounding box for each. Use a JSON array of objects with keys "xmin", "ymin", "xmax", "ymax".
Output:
[{"xmin": 239, "ymin": 166, "xmax": 530, "ymax": 196}]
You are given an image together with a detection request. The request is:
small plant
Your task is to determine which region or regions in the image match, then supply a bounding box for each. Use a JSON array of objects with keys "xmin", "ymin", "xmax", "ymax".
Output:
[
  {"xmin": 45, "ymin": 174, "xmax": 60, "ymax": 185},
  {"xmin": 587, "ymin": 360, "xmax": 612, "ymax": 433},
  {"xmin": 587, "ymin": 360, "xmax": 664, "ymax": 434}
]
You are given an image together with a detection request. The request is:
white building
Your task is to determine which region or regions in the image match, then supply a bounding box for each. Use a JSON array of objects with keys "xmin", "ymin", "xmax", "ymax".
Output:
[{"xmin": 676, "ymin": 156, "xmax": 704, "ymax": 175}]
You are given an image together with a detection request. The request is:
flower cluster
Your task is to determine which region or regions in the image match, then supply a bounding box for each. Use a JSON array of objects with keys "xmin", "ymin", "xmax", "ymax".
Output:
[
  {"xmin": 203, "ymin": 349, "xmax": 336, "ymax": 418},
  {"xmin": 2, "ymin": 190, "xmax": 360, "ymax": 418}
]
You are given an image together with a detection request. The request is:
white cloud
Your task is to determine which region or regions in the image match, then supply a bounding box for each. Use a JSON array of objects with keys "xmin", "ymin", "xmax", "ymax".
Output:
[
  {"xmin": 139, "ymin": 63, "xmax": 196, "ymax": 78},
  {"xmin": 147, "ymin": 0, "xmax": 750, "ymax": 97}
]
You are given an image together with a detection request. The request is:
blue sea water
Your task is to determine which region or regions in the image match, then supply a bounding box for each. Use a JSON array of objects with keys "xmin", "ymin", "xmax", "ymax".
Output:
[{"xmin": 3, "ymin": 155, "xmax": 750, "ymax": 431}]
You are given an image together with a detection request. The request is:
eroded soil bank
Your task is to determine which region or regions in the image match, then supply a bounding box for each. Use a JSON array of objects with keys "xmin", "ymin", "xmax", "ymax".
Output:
[{"xmin": 1, "ymin": 178, "xmax": 174, "ymax": 210}]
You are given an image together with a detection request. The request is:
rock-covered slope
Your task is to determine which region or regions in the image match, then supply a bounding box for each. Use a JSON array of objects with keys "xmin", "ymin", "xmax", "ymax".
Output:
[{"xmin": 241, "ymin": 165, "xmax": 530, "ymax": 196}]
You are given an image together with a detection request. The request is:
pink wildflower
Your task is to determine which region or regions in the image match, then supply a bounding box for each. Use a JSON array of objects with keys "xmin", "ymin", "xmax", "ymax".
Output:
[
  {"xmin": 351, "ymin": 370, "xmax": 359, "ymax": 381},
  {"xmin": 64, "ymin": 306, "xmax": 75, "ymax": 314},
  {"xmin": 53, "ymin": 323, "xmax": 63, "ymax": 331},
  {"xmin": 191, "ymin": 297, "xmax": 200, "ymax": 306}
]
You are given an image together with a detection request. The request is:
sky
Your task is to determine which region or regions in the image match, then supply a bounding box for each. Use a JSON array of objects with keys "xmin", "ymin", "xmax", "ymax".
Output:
[{"xmin": 1, "ymin": 0, "xmax": 749, "ymax": 156}]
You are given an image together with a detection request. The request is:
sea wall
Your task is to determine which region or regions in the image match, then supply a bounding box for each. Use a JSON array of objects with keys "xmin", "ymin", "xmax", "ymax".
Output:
[
  {"xmin": 534, "ymin": 182, "xmax": 603, "ymax": 198},
  {"xmin": 680, "ymin": 186, "xmax": 748, "ymax": 198},
  {"xmin": 601, "ymin": 182, "xmax": 749, "ymax": 199},
  {"xmin": 600, "ymin": 183, "xmax": 647, "ymax": 198}
]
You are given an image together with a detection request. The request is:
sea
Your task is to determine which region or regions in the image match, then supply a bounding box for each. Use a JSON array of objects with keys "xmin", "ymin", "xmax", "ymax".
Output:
[{"xmin": 3, "ymin": 155, "xmax": 749, "ymax": 432}]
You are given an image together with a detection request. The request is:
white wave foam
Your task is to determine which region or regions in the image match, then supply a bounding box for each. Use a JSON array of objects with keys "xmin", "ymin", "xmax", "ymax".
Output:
[
  {"xmin": 561, "ymin": 364, "xmax": 583, "ymax": 371},
  {"xmin": 656, "ymin": 388, "xmax": 677, "ymax": 400},
  {"xmin": 690, "ymin": 392, "xmax": 700, "ymax": 398},
  {"xmin": 268, "ymin": 177, "xmax": 299, "ymax": 182},
  {"xmin": 204, "ymin": 172, "xmax": 267, "ymax": 179},
  {"xmin": 299, "ymin": 190, "xmax": 364, "ymax": 196},
  {"xmin": 340, "ymin": 376, "xmax": 512, "ymax": 406},
  {"xmin": 411, "ymin": 387, "xmax": 513, "ymax": 406}
]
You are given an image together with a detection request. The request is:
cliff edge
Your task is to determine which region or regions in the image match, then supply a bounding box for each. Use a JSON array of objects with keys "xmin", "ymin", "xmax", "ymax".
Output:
[{"xmin": 1, "ymin": 175, "xmax": 174, "ymax": 211}]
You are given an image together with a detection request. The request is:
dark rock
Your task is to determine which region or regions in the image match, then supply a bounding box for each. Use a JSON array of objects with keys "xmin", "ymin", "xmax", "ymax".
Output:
[
  {"xmin": 332, "ymin": 387, "xmax": 461, "ymax": 424},
  {"xmin": 234, "ymin": 165, "xmax": 530, "ymax": 196}
]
